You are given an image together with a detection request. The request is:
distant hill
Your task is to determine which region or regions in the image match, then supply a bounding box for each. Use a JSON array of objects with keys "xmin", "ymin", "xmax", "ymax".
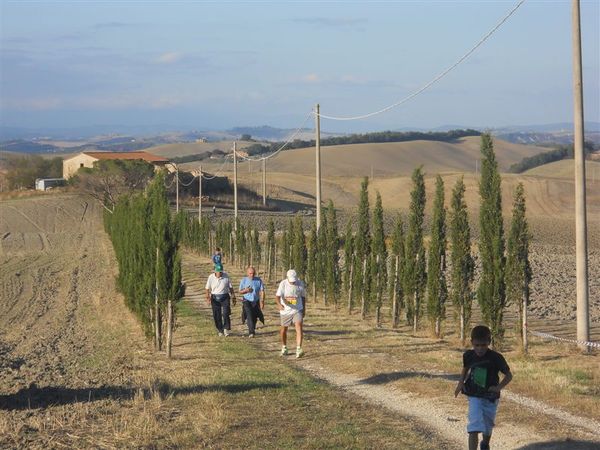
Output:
[
  {"xmin": 259, "ymin": 136, "xmax": 547, "ymax": 177},
  {"xmin": 525, "ymin": 159, "xmax": 600, "ymax": 179}
]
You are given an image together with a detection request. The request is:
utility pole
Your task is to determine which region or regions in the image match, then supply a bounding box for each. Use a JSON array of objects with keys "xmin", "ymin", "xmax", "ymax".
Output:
[
  {"xmin": 262, "ymin": 158, "xmax": 267, "ymax": 206},
  {"xmin": 175, "ymin": 164, "xmax": 179, "ymax": 213},
  {"xmin": 315, "ymin": 103, "xmax": 322, "ymax": 230},
  {"xmin": 198, "ymin": 164, "xmax": 202, "ymax": 223},
  {"xmin": 233, "ymin": 141, "xmax": 238, "ymax": 230},
  {"xmin": 572, "ymin": 0, "xmax": 590, "ymax": 351}
]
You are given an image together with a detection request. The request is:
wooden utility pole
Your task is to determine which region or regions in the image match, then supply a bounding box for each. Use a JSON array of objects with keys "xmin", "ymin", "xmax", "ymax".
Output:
[
  {"xmin": 233, "ymin": 141, "xmax": 238, "ymax": 230},
  {"xmin": 572, "ymin": 0, "xmax": 590, "ymax": 351},
  {"xmin": 198, "ymin": 164, "xmax": 202, "ymax": 223},
  {"xmin": 262, "ymin": 158, "xmax": 267, "ymax": 206},
  {"xmin": 315, "ymin": 103, "xmax": 322, "ymax": 230}
]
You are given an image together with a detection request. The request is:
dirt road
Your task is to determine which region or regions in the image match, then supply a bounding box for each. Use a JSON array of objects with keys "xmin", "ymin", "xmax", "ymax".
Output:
[{"xmin": 181, "ymin": 253, "xmax": 600, "ymax": 450}]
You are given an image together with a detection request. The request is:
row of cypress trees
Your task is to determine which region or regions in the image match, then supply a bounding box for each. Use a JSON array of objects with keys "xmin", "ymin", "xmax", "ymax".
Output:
[
  {"xmin": 104, "ymin": 172, "xmax": 184, "ymax": 358},
  {"xmin": 165, "ymin": 133, "xmax": 530, "ymax": 349},
  {"xmin": 342, "ymin": 134, "xmax": 531, "ymax": 349}
]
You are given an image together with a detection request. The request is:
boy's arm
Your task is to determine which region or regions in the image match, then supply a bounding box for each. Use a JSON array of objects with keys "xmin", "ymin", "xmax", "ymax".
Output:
[
  {"xmin": 454, "ymin": 367, "xmax": 468, "ymax": 397},
  {"xmin": 489, "ymin": 370, "xmax": 513, "ymax": 393}
]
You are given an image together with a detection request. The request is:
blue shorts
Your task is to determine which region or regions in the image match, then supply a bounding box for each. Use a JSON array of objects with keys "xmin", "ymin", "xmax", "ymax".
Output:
[{"xmin": 467, "ymin": 396, "xmax": 499, "ymax": 435}]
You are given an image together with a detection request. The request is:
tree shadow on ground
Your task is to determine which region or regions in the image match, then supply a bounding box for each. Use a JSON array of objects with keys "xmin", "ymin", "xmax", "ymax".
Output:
[
  {"xmin": 517, "ymin": 440, "xmax": 600, "ymax": 450},
  {"xmin": 359, "ymin": 371, "xmax": 459, "ymax": 385},
  {"xmin": 0, "ymin": 381, "xmax": 283, "ymax": 411},
  {"xmin": 305, "ymin": 330, "xmax": 353, "ymax": 336}
]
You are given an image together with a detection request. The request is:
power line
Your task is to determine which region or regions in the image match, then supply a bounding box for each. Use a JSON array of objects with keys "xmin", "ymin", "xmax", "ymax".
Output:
[
  {"xmin": 235, "ymin": 111, "xmax": 314, "ymax": 162},
  {"xmin": 315, "ymin": 0, "xmax": 526, "ymax": 121},
  {"xmin": 201, "ymin": 157, "xmax": 231, "ymax": 180}
]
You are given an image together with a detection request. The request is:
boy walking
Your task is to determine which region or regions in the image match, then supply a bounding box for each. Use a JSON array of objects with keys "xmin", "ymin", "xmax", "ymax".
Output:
[
  {"xmin": 212, "ymin": 247, "xmax": 223, "ymax": 267},
  {"xmin": 275, "ymin": 269, "xmax": 306, "ymax": 358},
  {"xmin": 238, "ymin": 266, "xmax": 265, "ymax": 337},
  {"xmin": 455, "ymin": 325, "xmax": 513, "ymax": 450}
]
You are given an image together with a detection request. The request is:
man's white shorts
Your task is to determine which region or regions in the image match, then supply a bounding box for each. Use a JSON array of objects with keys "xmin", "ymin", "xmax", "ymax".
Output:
[
  {"xmin": 467, "ymin": 396, "xmax": 499, "ymax": 435},
  {"xmin": 280, "ymin": 310, "xmax": 303, "ymax": 327}
]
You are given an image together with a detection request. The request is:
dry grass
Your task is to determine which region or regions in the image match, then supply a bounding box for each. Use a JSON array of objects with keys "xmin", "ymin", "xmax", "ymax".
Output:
[{"xmin": 525, "ymin": 159, "xmax": 600, "ymax": 179}]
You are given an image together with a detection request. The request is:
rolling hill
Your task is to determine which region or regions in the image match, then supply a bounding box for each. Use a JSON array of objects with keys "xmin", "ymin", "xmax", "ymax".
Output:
[
  {"xmin": 238, "ymin": 136, "xmax": 548, "ymax": 177},
  {"xmin": 525, "ymin": 159, "xmax": 600, "ymax": 179}
]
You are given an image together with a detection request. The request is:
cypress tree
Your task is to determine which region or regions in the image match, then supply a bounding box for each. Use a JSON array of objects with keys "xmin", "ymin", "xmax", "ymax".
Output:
[
  {"xmin": 449, "ymin": 177, "xmax": 474, "ymax": 345},
  {"xmin": 477, "ymin": 134, "xmax": 506, "ymax": 345},
  {"xmin": 292, "ymin": 216, "xmax": 307, "ymax": 279},
  {"xmin": 266, "ymin": 220, "xmax": 275, "ymax": 281},
  {"xmin": 389, "ymin": 214, "xmax": 405, "ymax": 328},
  {"xmin": 426, "ymin": 175, "xmax": 447, "ymax": 338},
  {"xmin": 343, "ymin": 220, "xmax": 354, "ymax": 313},
  {"xmin": 317, "ymin": 212, "xmax": 329, "ymax": 304},
  {"xmin": 281, "ymin": 224, "xmax": 290, "ymax": 277},
  {"xmin": 307, "ymin": 221, "xmax": 318, "ymax": 301},
  {"xmin": 325, "ymin": 200, "xmax": 341, "ymax": 308},
  {"xmin": 371, "ymin": 192, "xmax": 387, "ymax": 326},
  {"xmin": 355, "ymin": 177, "xmax": 371, "ymax": 319},
  {"xmin": 506, "ymin": 182, "xmax": 532, "ymax": 353},
  {"xmin": 404, "ymin": 167, "xmax": 426, "ymax": 332},
  {"xmin": 251, "ymin": 226, "xmax": 261, "ymax": 270}
]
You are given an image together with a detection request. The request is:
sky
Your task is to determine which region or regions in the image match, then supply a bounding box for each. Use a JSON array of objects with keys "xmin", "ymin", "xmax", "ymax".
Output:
[{"xmin": 1, "ymin": 0, "xmax": 599, "ymax": 134}]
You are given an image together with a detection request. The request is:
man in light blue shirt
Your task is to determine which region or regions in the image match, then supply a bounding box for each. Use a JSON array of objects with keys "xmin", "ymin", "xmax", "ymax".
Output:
[{"xmin": 238, "ymin": 266, "xmax": 265, "ymax": 337}]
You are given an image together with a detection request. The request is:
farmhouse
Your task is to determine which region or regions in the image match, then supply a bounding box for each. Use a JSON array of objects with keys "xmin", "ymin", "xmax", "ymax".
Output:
[{"xmin": 63, "ymin": 151, "xmax": 170, "ymax": 179}]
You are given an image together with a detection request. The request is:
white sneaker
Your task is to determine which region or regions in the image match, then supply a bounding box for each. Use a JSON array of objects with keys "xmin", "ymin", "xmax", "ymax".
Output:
[
  {"xmin": 217, "ymin": 332, "xmax": 224, "ymax": 337},
  {"xmin": 296, "ymin": 347, "xmax": 304, "ymax": 358},
  {"xmin": 281, "ymin": 346, "xmax": 288, "ymax": 356},
  {"xmin": 224, "ymin": 329, "xmax": 230, "ymax": 337}
]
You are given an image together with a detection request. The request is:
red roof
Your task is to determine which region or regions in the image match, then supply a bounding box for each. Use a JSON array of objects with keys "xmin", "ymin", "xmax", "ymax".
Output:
[{"xmin": 83, "ymin": 151, "xmax": 169, "ymax": 163}]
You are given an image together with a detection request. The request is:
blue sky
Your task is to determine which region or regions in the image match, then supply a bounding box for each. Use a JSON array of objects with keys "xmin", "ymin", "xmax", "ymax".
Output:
[{"xmin": 1, "ymin": 0, "xmax": 599, "ymax": 133}]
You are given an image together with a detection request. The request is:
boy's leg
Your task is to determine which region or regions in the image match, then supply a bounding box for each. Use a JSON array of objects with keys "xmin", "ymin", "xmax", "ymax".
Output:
[
  {"xmin": 467, "ymin": 397, "xmax": 486, "ymax": 450},
  {"xmin": 480, "ymin": 399, "xmax": 498, "ymax": 449},
  {"xmin": 468, "ymin": 432, "xmax": 479, "ymax": 450},
  {"xmin": 480, "ymin": 433, "xmax": 491, "ymax": 450}
]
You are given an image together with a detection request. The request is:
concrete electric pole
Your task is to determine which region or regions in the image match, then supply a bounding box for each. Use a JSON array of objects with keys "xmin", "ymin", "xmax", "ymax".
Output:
[
  {"xmin": 572, "ymin": 0, "xmax": 590, "ymax": 351},
  {"xmin": 262, "ymin": 158, "xmax": 267, "ymax": 206}
]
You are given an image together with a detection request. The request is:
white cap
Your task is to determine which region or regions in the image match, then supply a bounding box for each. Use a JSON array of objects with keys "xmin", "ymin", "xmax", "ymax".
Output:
[{"xmin": 286, "ymin": 269, "xmax": 297, "ymax": 283}]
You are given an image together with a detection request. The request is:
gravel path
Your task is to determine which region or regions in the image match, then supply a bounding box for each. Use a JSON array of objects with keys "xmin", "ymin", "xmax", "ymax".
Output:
[{"xmin": 182, "ymin": 251, "xmax": 600, "ymax": 450}]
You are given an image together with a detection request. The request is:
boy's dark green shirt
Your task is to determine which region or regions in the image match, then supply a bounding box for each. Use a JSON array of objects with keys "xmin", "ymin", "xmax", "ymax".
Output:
[{"xmin": 462, "ymin": 349, "xmax": 510, "ymax": 399}]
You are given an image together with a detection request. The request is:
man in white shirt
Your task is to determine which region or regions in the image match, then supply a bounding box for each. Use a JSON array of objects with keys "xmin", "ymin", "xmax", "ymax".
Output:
[
  {"xmin": 205, "ymin": 264, "xmax": 236, "ymax": 336},
  {"xmin": 275, "ymin": 269, "xmax": 306, "ymax": 358}
]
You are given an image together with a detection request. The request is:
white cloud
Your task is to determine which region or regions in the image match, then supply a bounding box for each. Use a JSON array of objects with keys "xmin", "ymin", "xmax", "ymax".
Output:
[
  {"xmin": 302, "ymin": 73, "xmax": 320, "ymax": 83},
  {"xmin": 155, "ymin": 52, "xmax": 183, "ymax": 64}
]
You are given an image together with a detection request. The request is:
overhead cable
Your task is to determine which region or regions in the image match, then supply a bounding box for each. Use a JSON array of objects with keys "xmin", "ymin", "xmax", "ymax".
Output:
[
  {"xmin": 315, "ymin": 0, "xmax": 526, "ymax": 121},
  {"xmin": 235, "ymin": 111, "xmax": 314, "ymax": 162}
]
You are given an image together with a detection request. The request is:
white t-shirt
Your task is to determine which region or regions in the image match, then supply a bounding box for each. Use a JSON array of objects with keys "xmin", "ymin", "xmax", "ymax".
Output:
[
  {"xmin": 205, "ymin": 273, "xmax": 232, "ymax": 295},
  {"xmin": 276, "ymin": 279, "xmax": 305, "ymax": 312}
]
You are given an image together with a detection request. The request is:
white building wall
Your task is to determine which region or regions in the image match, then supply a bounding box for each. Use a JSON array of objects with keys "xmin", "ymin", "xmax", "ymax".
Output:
[{"xmin": 62, "ymin": 153, "xmax": 99, "ymax": 179}]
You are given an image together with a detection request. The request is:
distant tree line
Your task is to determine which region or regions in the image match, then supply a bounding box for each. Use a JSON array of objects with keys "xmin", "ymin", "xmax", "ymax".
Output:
[
  {"xmin": 2, "ymin": 154, "xmax": 63, "ymax": 190},
  {"xmin": 509, "ymin": 141, "xmax": 596, "ymax": 173},
  {"xmin": 244, "ymin": 129, "xmax": 481, "ymax": 157},
  {"xmin": 170, "ymin": 149, "xmax": 226, "ymax": 164}
]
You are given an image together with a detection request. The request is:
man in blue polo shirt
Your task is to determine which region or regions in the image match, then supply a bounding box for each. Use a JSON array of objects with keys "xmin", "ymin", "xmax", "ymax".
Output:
[{"xmin": 238, "ymin": 266, "xmax": 265, "ymax": 337}]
